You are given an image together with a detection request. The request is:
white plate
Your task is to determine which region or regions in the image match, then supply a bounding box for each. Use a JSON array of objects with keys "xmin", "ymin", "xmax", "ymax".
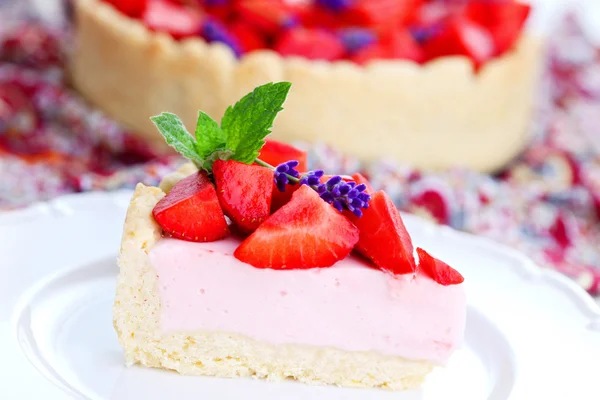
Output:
[{"xmin": 1, "ymin": 191, "xmax": 600, "ymax": 400}]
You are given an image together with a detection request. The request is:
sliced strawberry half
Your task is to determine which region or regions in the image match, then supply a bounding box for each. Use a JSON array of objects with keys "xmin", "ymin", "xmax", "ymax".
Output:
[
  {"xmin": 465, "ymin": 2, "xmax": 530, "ymax": 55},
  {"xmin": 423, "ymin": 17, "xmax": 495, "ymax": 67},
  {"xmin": 275, "ymin": 27, "xmax": 345, "ymax": 61},
  {"xmin": 142, "ymin": 0, "xmax": 203, "ymax": 40},
  {"xmin": 152, "ymin": 171, "xmax": 229, "ymax": 242},
  {"xmin": 236, "ymin": 0, "xmax": 296, "ymax": 35},
  {"xmin": 259, "ymin": 139, "xmax": 308, "ymax": 172},
  {"xmin": 346, "ymin": 190, "xmax": 416, "ymax": 274},
  {"xmin": 416, "ymin": 248, "xmax": 464, "ymax": 286},
  {"xmin": 105, "ymin": 0, "xmax": 148, "ymax": 18},
  {"xmin": 228, "ymin": 21, "xmax": 267, "ymax": 53},
  {"xmin": 235, "ymin": 185, "xmax": 360, "ymax": 269},
  {"xmin": 213, "ymin": 159, "xmax": 274, "ymax": 233},
  {"xmin": 352, "ymin": 29, "xmax": 424, "ymax": 64},
  {"xmin": 258, "ymin": 139, "xmax": 308, "ymax": 212},
  {"xmin": 346, "ymin": 0, "xmax": 422, "ymax": 29}
]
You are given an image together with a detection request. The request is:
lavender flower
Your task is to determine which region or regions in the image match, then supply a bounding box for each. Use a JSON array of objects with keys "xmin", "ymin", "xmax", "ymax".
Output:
[
  {"xmin": 269, "ymin": 159, "xmax": 370, "ymax": 217},
  {"xmin": 339, "ymin": 28, "xmax": 376, "ymax": 54},
  {"xmin": 299, "ymin": 170, "xmax": 324, "ymax": 186},
  {"xmin": 316, "ymin": 176, "xmax": 370, "ymax": 217},
  {"xmin": 202, "ymin": 19, "xmax": 242, "ymax": 57},
  {"xmin": 274, "ymin": 160, "xmax": 300, "ymax": 192}
]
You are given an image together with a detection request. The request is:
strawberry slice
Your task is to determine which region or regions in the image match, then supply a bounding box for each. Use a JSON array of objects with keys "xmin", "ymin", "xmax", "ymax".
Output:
[
  {"xmin": 213, "ymin": 160, "xmax": 274, "ymax": 233},
  {"xmin": 352, "ymin": 29, "xmax": 424, "ymax": 64},
  {"xmin": 275, "ymin": 27, "xmax": 345, "ymax": 61},
  {"xmin": 258, "ymin": 139, "xmax": 308, "ymax": 212},
  {"xmin": 235, "ymin": 185, "xmax": 360, "ymax": 269},
  {"xmin": 423, "ymin": 17, "xmax": 495, "ymax": 67},
  {"xmin": 271, "ymin": 183, "xmax": 301, "ymax": 213},
  {"xmin": 416, "ymin": 248, "xmax": 464, "ymax": 286},
  {"xmin": 152, "ymin": 171, "xmax": 229, "ymax": 242},
  {"xmin": 259, "ymin": 139, "xmax": 308, "ymax": 172},
  {"xmin": 228, "ymin": 21, "xmax": 267, "ymax": 53},
  {"xmin": 236, "ymin": 0, "xmax": 296, "ymax": 35},
  {"xmin": 142, "ymin": 0, "xmax": 203, "ymax": 40},
  {"xmin": 346, "ymin": 0, "xmax": 422, "ymax": 29},
  {"xmin": 346, "ymin": 191, "xmax": 416, "ymax": 274},
  {"xmin": 465, "ymin": 2, "xmax": 530, "ymax": 55},
  {"xmin": 105, "ymin": 0, "xmax": 148, "ymax": 18}
]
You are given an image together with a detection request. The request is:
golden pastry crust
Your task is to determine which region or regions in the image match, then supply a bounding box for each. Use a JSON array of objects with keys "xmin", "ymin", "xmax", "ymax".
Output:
[
  {"xmin": 114, "ymin": 165, "xmax": 434, "ymax": 390},
  {"xmin": 71, "ymin": 0, "xmax": 542, "ymax": 171}
]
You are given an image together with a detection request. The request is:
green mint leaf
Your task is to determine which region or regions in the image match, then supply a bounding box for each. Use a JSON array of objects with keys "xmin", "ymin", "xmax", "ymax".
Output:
[
  {"xmin": 221, "ymin": 82, "xmax": 292, "ymax": 164},
  {"xmin": 194, "ymin": 111, "xmax": 227, "ymax": 160},
  {"xmin": 150, "ymin": 113, "xmax": 200, "ymax": 162}
]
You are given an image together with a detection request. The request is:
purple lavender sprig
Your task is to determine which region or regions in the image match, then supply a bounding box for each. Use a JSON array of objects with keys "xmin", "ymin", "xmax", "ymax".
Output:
[
  {"xmin": 259, "ymin": 158, "xmax": 371, "ymax": 217},
  {"xmin": 274, "ymin": 160, "xmax": 300, "ymax": 192}
]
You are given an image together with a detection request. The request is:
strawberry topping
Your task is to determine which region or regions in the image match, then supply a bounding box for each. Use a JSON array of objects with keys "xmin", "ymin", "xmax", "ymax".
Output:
[
  {"xmin": 234, "ymin": 185, "xmax": 360, "ymax": 269},
  {"xmin": 465, "ymin": 2, "xmax": 531, "ymax": 55},
  {"xmin": 105, "ymin": 0, "xmax": 148, "ymax": 17},
  {"xmin": 416, "ymin": 248, "xmax": 464, "ymax": 286},
  {"xmin": 213, "ymin": 159, "xmax": 274, "ymax": 234},
  {"xmin": 259, "ymin": 139, "xmax": 308, "ymax": 172},
  {"xmin": 275, "ymin": 28, "xmax": 345, "ymax": 61},
  {"xmin": 347, "ymin": 190, "xmax": 416, "ymax": 275},
  {"xmin": 142, "ymin": 0, "xmax": 203, "ymax": 40},
  {"xmin": 236, "ymin": 0, "xmax": 296, "ymax": 35},
  {"xmin": 152, "ymin": 171, "xmax": 229, "ymax": 242},
  {"xmin": 106, "ymin": 0, "xmax": 530, "ymax": 67},
  {"xmin": 424, "ymin": 17, "xmax": 495, "ymax": 67}
]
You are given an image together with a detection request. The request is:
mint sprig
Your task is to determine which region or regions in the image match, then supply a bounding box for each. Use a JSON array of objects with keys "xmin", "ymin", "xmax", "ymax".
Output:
[{"xmin": 150, "ymin": 82, "xmax": 292, "ymax": 171}]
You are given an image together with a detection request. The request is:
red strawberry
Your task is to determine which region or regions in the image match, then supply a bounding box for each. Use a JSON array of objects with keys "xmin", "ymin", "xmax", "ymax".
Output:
[
  {"xmin": 275, "ymin": 28, "xmax": 345, "ymax": 61},
  {"xmin": 347, "ymin": 191, "xmax": 416, "ymax": 275},
  {"xmin": 351, "ymin": 42, "xmax": 388, "ymax": 64},
  {"xmin": 352, "ymin": 29, "xmax": 424, "ymax": 64},
  {"xmin": 235, "ymin": 185, "xmax": 360, "ymax": 269},
  {"xmin": 105, "ymin": 0, "xmax": 148, "ymax": 17},
  {"xmin": 346, "ymin": 0, "xmax": 422, "ymax": 29},
  {"xmin": 411, "ymin": 189, "xmax": 450, "ymax": 225},
  {"xmin": 201, "ymin": 0, "xmax": 232, "ymax": 21},
  {"xmin": 416, "ymin": 248, "xmax": 464, "ymax": 286},
  {"xmin": 383, "ymin": 28, "xmax": 425, "ymax": 62},
  {"xmin": 271, "ymin": 183, "xmax": 301, "ymax": 213},
  {"xmin": 298, "ymin": 5, "xmax": 341, "ymax": 29},
  {"xmin": 236, "ymin": 0, "xmax": 295, "ymax": 35},
  {"xmin": 142, "ymin": 0, "xmax": 203, "ymax": 39},
  {"xmin": 423, "ymin": 17, "xmax": 494, "ymax": 67},
  {"xmin": 213, "ymin": 160, "xmax": 274, "ymax": 233},
  {"xmin": 228, "ymin": 21, "xmax": 267, "ymax": 53},
  {"xmin": 259, "ymin": 139, "xmax": 308, "ymax": 172},
  {"xmin": 465, "ymin": 2, "xmax": 530, "ymax": 55},
  {"xmin": 258, "ymin": 140, "xmax": 308, "ymax": 212},
  {"xmin": 152, "ymin": 171, "xmax": 229, "ymax": 242}
]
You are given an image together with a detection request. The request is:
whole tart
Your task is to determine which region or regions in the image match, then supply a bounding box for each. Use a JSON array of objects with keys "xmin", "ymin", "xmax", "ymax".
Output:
[{"xmin": 70, "ymin": 0, "xmax": 541, "ymax": 172}]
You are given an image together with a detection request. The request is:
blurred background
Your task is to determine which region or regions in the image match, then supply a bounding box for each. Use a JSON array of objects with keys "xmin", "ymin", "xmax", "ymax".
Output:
[{"xmin": 0, "ymin": 0, "xmax": 599, "ymax": 299}]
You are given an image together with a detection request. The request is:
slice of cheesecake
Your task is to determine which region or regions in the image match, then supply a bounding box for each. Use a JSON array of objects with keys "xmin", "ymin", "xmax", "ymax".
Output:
[
  {"xmin": 114, "ymin": 167, "xmax": 466, "ymax": 391},
  {"xmin": 114, "ymin": 83, "xmax": 466, "ymax": 391}
]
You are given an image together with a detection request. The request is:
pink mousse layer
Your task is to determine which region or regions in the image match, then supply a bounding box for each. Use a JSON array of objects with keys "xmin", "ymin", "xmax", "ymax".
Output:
[{"xmin": 149, "ymin": 237, "xmax": 466, "ymax": 364}]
